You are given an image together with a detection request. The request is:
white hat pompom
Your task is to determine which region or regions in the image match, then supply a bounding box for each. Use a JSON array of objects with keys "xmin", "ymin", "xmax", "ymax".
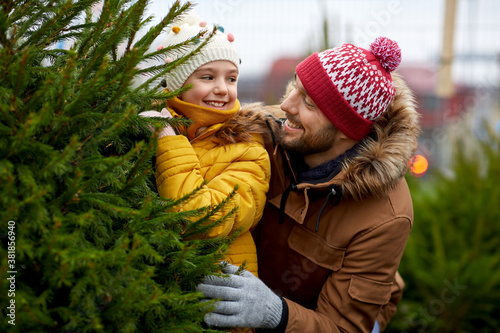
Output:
[{"xmin": 169, "ymin": 10, "xmax": 203, "ymax": 28}]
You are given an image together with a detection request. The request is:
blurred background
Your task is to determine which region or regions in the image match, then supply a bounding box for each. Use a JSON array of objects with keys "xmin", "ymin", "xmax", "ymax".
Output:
[
  {"xmin": 145, "ymin": 1, "xmax": 499, "ymax": 331},
  {"xmin": 146, "ymin": 0, "xmax": 500, "ymax": 177}
]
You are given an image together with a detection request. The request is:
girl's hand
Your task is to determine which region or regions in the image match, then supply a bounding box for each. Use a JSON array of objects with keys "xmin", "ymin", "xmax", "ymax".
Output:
[{"xmin": 139, "ymin": 108, "xmax": 176, "ymax": 137}]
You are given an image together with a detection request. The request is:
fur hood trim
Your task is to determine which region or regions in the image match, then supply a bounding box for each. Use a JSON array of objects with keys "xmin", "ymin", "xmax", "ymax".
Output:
[
  {"xmin": 339, "ymin": 73, "xmax": 421, "ymax": 200},
  {"xmin": 211, "ymin": 103, "xmax": 276, "ymax": 146}
]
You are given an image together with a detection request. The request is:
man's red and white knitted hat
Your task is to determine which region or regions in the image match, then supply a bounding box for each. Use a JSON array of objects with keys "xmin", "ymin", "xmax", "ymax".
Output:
[{"xmin": 296, "ymin": 37, "xmax": 402, "ymax": 141}]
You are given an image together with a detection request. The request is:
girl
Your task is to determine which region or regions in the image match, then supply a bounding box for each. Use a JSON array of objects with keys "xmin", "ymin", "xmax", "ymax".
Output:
[{"xmin": 142, "ymin": 12, "xmax": 270, "ymax": 277}]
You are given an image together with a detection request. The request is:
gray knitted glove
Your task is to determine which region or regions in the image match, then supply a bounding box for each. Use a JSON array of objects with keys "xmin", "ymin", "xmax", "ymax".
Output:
[{"xmin": 197, "ymin": 263, "xmax": 283, "ymax": 329}]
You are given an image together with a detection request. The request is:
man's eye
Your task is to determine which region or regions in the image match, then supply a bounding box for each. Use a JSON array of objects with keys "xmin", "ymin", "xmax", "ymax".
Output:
[{"xmin": 303, "ymin": 97, "xmax": 316, "ymax": 109}]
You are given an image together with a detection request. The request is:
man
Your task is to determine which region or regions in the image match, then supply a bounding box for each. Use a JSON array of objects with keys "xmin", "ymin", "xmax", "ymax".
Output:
[{"xmin": 197, "ymin": 37, "xmax": 421, "ymax": 332}]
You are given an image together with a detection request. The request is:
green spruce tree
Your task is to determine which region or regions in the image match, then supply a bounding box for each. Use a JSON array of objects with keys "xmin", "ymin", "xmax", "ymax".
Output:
[
  {"xmin": 387, "ymin": 128, "xmax": 500, "ymax": 332},
  {"xmin": 0, "ymin": 0, "xmax": 232, "ymax": 331}
]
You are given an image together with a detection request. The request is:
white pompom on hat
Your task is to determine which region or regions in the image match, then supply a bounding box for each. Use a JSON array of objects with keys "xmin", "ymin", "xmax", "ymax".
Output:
[{"xmin": 161, "ymin": 11, "xmax": 239, "ymax": 91}]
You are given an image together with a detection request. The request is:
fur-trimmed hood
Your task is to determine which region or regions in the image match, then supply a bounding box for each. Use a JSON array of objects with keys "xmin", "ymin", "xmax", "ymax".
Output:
[
  {"xmin": 210, "ymin": 102, "xmax": 276, "ymax": 146},
  {"xmin": 236, "ymin": 72, "xmax": 421, "ymax": 200},
  {"xmin": 336, "ymin": 73, "xmax": 421, "ymax": 200}
]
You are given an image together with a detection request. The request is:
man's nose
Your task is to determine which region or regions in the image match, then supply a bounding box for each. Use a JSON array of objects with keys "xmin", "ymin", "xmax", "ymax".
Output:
[{"xmin": 280, "ymin": 90, "xmax": 298, "ymax": 114}]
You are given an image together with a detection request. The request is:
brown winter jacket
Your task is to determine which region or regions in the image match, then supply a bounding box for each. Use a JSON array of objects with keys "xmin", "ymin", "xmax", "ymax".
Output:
[{"xmin": 250, "ymin": 73, "xmax": 420, "ymax": 333}]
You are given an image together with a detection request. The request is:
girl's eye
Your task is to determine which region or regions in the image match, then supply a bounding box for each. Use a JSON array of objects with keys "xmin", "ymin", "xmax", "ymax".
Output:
[
  {"xmin": 228, "ymin": 77, "xmax": 237, "ymax": 82},
  {"xmin": 201, "ymin": 76, "xmax": 213, "ymax": 80}
]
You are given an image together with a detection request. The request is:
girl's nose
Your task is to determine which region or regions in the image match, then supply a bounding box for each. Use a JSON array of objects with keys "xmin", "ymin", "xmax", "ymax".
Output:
[{"xmin": 213, "ymin": 79, "xmax": 228, "ymax": 95}]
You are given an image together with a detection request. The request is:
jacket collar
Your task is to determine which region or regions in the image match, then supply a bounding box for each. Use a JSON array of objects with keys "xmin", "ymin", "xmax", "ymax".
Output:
[{"xmin": 290, "ymin": 139, "xmax": 364, "ymax": 186}]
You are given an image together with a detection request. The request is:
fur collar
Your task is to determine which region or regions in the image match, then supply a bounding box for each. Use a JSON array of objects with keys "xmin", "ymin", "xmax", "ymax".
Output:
[
  {"xmin": 338, "ymin": 73, "xmax": 421, "ymax": 200},
  {"xmin": 209, "ymin": 102, "xmax": 276, "ymax": 146}
]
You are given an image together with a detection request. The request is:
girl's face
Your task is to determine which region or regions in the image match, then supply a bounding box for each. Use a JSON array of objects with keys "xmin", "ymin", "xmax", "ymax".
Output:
[{"xmin": 180, "ymin": 60, "xmax": 238, "ymax": 111}]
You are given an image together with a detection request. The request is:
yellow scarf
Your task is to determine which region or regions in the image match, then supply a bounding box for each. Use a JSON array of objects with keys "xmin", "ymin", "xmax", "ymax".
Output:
[{"xmin": 167, "ymin": 97, "xmax": 240, "ymax": 141}]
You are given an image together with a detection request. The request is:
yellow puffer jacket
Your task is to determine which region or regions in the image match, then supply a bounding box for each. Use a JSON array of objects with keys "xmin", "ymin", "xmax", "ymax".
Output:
[{"xmin": 155, "ymin": 98, "xmax": 271, "ymax": 276}]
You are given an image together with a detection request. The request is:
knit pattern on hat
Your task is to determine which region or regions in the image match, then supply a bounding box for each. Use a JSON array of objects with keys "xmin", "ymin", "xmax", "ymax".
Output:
[
  {"xmin": 162, "ymin": 11, "xmax": 239, "ymax": 91},
  {"xmin": 296, "ymin": 37, "xmax": 401, "ymax": 141}
]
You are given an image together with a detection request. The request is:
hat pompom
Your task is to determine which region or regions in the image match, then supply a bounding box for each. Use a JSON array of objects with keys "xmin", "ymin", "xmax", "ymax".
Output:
[
  {"xmin": 369, "ymin": 37, "xmax": 401, "ymax": 72},
  {"xmin": 172, "ymin": 11, "xmax": 203, "ymax": 27}
]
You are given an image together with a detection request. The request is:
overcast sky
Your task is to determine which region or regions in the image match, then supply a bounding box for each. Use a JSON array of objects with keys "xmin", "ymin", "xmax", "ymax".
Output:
[{"xmin": 147, "ymin": 0, "xmax": 500, "ymax": 85}]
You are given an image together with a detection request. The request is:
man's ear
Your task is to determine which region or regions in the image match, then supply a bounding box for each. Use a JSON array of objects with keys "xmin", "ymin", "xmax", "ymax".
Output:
[
  {"xmin": 336, "ymin": 129, "xmax": 350, "ymax": 140},
  {"xmin": 335, "ymin": 128, "xmax": 359, "ymax": 147}
]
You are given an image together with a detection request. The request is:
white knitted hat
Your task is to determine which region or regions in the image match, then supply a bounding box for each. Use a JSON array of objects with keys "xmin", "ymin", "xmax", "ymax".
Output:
[{"xmin": 161, "ymin": 11, "xmax": 240, "ymax": 91}]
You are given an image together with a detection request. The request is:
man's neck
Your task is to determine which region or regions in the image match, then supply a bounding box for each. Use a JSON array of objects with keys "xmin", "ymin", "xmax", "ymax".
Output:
[{"xmin": 304, "ymin": 141, "xmax": 358, "ymax": 169}]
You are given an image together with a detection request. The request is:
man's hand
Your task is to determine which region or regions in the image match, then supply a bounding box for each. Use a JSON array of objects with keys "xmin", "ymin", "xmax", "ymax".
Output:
[
  {"xmin": 197, "ymin": 263, "xmax": 283, "ymax": 329},
  {"xmin": 138, "ymin": 108, "xmax": 176, "ymax": 137}
]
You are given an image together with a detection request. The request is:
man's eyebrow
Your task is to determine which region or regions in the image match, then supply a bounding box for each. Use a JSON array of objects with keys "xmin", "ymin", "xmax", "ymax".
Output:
[
  {"xmin": 293, "ymin": 73, "xmax": 308, "ymax": 95},
  {"xmin": 297, "ymin": 83, "xmax": 308, "ymax": 97}
]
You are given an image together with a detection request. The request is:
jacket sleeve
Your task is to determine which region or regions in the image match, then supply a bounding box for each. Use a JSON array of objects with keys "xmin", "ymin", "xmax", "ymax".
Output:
[
  {"xmin": 283, "ymin": 217, "xmax": 411, "ymax": 333},
  {"xmin": 376, "ymin": 271, "xmax": 405, "ymax": 331},
  {"xmin": 155, "ymin": 135, "xmax": 271, "ymax": 238}
]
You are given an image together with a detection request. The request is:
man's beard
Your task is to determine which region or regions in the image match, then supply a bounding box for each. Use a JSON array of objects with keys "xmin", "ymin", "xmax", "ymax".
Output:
[{"xmin": 277, "ymin": 123, "xmax": 337, "ymax": 155}]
